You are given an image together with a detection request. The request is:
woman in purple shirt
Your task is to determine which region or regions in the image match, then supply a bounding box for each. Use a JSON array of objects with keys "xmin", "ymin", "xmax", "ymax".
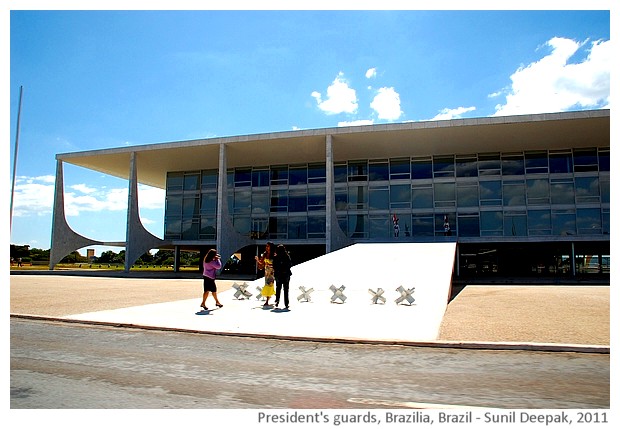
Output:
[{"xmin": 200, "ymin": 249, "xmax": 223, "ymax": 311}]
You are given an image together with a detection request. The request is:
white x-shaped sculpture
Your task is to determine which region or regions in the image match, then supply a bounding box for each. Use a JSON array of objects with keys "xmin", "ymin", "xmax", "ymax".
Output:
[
  {"xmin": 395, "ymin": 286, "xmax": 415, "ymax": 305},
  {"xmin": 330, "ymin": 285, "xmax": 347, "ymax": 303},
  {"xmin": 297, "ymin": 286, "xmax": 314, "ymax": 302},
  {"xmin": 232, "ymin": 282, "xmax": 252, "ymax": 300},
  {"xmin": 255, "ymin": 286, "xmax": 266, "ymax": 300},
  {"xmin": 368, "ymin": 288, "xmax": 386, "ymax": 304}
]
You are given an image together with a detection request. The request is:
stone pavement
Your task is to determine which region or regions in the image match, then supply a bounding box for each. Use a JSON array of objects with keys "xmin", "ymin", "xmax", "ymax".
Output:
[{"xmin": 9, "ymin": 273, "xmax": 610, "ymax": 352}]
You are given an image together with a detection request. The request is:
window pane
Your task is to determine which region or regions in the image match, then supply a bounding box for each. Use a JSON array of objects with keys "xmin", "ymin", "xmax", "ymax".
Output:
[
  {"xmin": 577, "ymin": 208, "xmax": 602, "ymax": 234},
  {"xmin": 528, "ymin": 209, "xmax": 551, "ymax": 235},
  {"xmin": 308, "ymin": 216, "xmax": 326, "ymax": 238},
  {"xmin": 457, "ymin": 184, "xmax": 479, "ymax": 207},
  {"xmin": 411, "ymin": 185, "xmax": 433, "ymax": 208},
  {"xmin": 526, "ymin": 178, "xmax": 550, "ymax": 205},
  {"xmin": 166, "ymin": 172, "xmax": 183, "ymax": 191},
  {"xmin": 503, "ymin": 181, "xmax": 526, "ymax": 206},
  {"xmin": 550, "ymin": 179, "xmax": 575, "ymax": 204},
  {"xmin": 233, "ymin": 190, "xmax": 251, "ymax": 214},
  {"xmin": 201, "ymin": 169, "xmax": 218, "ymax": 189},
  {"xmin": 411, "ymin": 157, "xmax": 433, "ymax": 179},
  {"xmin": 201, "ymin": 192, "xmax": 217, "ymax": 214},
  {"xmin": 348, "ymin": 186, "xmax": 368, "ymax": 209},
  {"xmin": 480, "ymin": 211, "xmax": 503, "ymax": 236},
  {"xmin": 288, "ymin": 191, "xmax": 307, "ymax": 212},
  {"xmin": 348, "ymin": 161, "xmax": 368, "ymax": 181},
  {"xmin": 598, "ymin": 149, "xmax": 610, "ymax": 172},
  {"xmin": 289, "ymin": 166, "xmax": 308, "ymax": 186},
  {"xmin": 433, "ymin": 155, "xmax": 455, "ymax": 177},
  {"xmin": 288, "ymin": 217, "xmax": 307, "ymax": 239},
  {"xmin": 456, "ymin": 155, "xmax": 478, "ymax": 177},
  {"xmin": 269, "ymin": 217, "xmax": 287, "ymax": 239},
  {"xmin": 478, "ymin": 153, "xmax": 501, "ymax": 176},
  {"xmin": 458, "ymin": 214, "xmax": 480, "ymax": 237},
  {"xmin": 200, "ymin": 216, "xmax": 217, "ymax": 239},
  {"xmin": 183, "ymin": 173, "xmax": 200, "ymax": 190},
  {"xmin": 270, "ymin": 189, "xmax": 288, "ymax": 212},
  {"xmin": 308, "ymin": 187, "xmax": 326, "ymax": 210},
  {"xmin": 390, "ymin": 184, "xmax": 411, "ymax": 209},
  {"xmin": 166, "ymin": 195, "xmax": 182, "ymax": 215},
  {"xmin": 434, "ymin": 182, "xmax": 455, "ymax": 203},
  {"xmin": 369, "ymin": 186, "xmax": 389, "ymax": 210},
  {"xmin": 549, "ymin": 151, "xmax": 573, "ymax": 173},
  {"xmin": 234, "ymin": 169, "xmax": 251, "ymax": 187},
  {"xmin": 504, "ymin": 212, "xmax": 527, "ymax": 236},
  {"xmin": 552, "ymin": 210, "xmax": 576, "ymax": 236},
  {"xmin": 573, "ymin": 148, "xmax": 598, "ymax": 172},
  {"xmin": 334, "ymin": 164, "xmax": 348, "ymax": 183},
  {"xmin": 335, "ymin": 189, "xmax": 347, "ymax": 211},
  {"xmin": 390, "ymin": 158, "xmax": 410, "ymax": 179},
  {"xmin": 182, "ymin": 219, "xmax": 199, "ymax": 239},
  {"xmin": 525, "ymin": 151, "xmax": 549, "ymax": 174},
  {"xmin": 369, "ymin": 161, "xmax": 389, "ymax": 181},
  {"xmin": 308, "ymin": 163, "xmax": 326, "ymax": 183},
  {"xmin": 501, "ymin": 153, "xmax": 524, "ymax": 175},
  {"xmin": 369, "ymin": 216, "xmax": 390, "ymax": 239},
  {"xmin": 348, "ymin": 214, "xmax": 367, "ymax": 238},
  {"xmin": 575, "ymin": 176, "xmax": 600, "ymax": 203},
  {"xmin": 412, "ymin": 214, "xmax": 434, "ymax": 236},
  {"xmin": 252, "ymin": 169, "xmax": 269, "ymax": 187},
  {"xmin": 251, "ymin": 191, "xmax": 269, "ymax": 215},
  {"xmin": 270, "ymin": 165, "xmax": 288, "ymax": 185},
  {"xmin": 479, "ymin": 180, "xmax": 502, "ymax": 206}
]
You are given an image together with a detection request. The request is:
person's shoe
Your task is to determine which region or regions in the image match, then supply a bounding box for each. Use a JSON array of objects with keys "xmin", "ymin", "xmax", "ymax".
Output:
[
  {"xmin": 274, "ymin": 301, "xmax": 279, "ymax": 307},
  {"xmin": 216, "ymin": 303, "xmax": 223, "ymax": 308},
  {"xmin": 200, "ymin": 304, "xmax": 208, "ymax": 311}
]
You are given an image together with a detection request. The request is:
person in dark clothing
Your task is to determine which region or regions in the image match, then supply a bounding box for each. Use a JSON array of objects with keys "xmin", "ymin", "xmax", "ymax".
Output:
[{"xmin": 273, "ymin": 244, "xmax": 292, "ymax": 309}]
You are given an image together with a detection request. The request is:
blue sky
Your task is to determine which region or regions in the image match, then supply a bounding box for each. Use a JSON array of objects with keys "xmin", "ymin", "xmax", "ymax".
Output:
[{"xmin": 7, "ymin": 5, "xmax": 612, "ymax": 256}]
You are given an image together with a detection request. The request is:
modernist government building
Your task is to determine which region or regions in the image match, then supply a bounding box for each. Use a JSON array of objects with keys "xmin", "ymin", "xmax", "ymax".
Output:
[{"xmin": 50, "ymin": 109, "xmax": 610, "ymax": 282}]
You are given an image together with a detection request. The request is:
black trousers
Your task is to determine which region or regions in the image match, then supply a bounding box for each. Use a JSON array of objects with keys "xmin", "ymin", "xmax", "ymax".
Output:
[{"xmin": 275, "ymin": 275, "xmax": 290, "ymax": 307}]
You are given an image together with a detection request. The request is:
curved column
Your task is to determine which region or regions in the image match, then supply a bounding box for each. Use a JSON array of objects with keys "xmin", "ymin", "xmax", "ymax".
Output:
[
  {"xmin": 124, "ymin": 152, "xmax": 168, "ymax": 272},
  {"xmin": 49, "ymin": 159, "xmax": 103, "ymax": 269},
  {"xmin": 325, "ymin": 134, "xmax": 352, "ymax": 253},
  {"xmin": 216, "ymin": 143, "xmax": 253, "ymax": 263}
]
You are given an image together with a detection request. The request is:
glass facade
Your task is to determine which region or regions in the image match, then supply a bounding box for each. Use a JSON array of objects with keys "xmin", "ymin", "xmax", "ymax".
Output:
[{"xmin": 165, "ymin": 147, "xmax": 609, "ymax": 242}]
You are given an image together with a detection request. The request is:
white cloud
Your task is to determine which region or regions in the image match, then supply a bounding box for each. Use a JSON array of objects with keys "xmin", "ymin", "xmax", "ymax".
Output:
[
  {"xmin": 431, "ymin": 106, "xmax": 477, "ymax": 121},
  {"xmin": 370, "ymin": 87, "xmax": 403, "ymax": 121},
  {"xmin": 338, "ymin": 119, "xmax": 374, "ymax": 127},
  {"xmin": 70, "ymin": 183, "xmax": 97, "ymax": 194},
  {"xmin": 493, "ymin": 37, "xmax": 610, "ymax": 116},
  {"xmin": 365, "ymin": 68, "xmax": 377, "ymax": 79},
  {"xmin": 11, "ymin": 175, "xmax": 164, "ymax": 218},
  {"xmin": 10, "ymin": 176, "xmax": 55, "ymax": 217},
  {"xmin": 311, "ymin": 72, "xmax": 358, "ymax": 115}
]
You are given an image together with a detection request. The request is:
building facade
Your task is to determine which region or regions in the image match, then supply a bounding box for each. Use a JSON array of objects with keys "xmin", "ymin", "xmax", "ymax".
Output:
[{"xmin": 51, "ymin": 110, "xmax": 610, "ymax": 281}]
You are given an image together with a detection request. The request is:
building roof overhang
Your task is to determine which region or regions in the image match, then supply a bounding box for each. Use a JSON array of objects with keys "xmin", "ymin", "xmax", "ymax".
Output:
[{"xmin": 56, "ymin": 109, "xmax": 610, "ymax": 189}]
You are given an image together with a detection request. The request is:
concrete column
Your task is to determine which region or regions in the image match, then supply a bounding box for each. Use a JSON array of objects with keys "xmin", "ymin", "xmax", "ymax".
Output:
[
  {"xmin": 325, "ymin": 134, "xmax": 351, "ymax": 253},
  {"xmin": 216, "ymin": 143, "xmax": 253, "ymax": 265},
  {"xmin": 124, "ymin": 152, "xmax": 166, "ymax": 272},
  {"xmin": 49, "ymin": 159, "xmax": 102, "ymax": 269}
]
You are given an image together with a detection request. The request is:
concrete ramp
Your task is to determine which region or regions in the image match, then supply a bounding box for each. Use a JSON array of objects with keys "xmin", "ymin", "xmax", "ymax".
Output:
[
  {"xmin": 65, "ymin": 243, "xmax": 456, "ymax": 344},
  {"xmin": 243, "ymin": 242, "xmax": 457, "ymax": 342}
]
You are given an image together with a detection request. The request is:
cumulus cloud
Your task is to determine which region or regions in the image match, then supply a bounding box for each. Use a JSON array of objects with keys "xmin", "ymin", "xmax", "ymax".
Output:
[
  {"xmin": 365, "ymin": 68, "xmax": 377, "ymax": 79},
  {"xmin": 11, "ymin": 175, "xmax": 164, "ymax": 218},
  {"xmin": 311, "ymin": 72, "xmax": 358, "ymax": 115},
  {"xmin": 430, "ymin": 106, "xmax": 477, "ymax": 121},
  {"xmin": 370, "ymin": 87, "xmax": 403, "ymax": 121},
  {"xmin": 493, "ymin": 37, "xmax": 610, "ymax": 116}
]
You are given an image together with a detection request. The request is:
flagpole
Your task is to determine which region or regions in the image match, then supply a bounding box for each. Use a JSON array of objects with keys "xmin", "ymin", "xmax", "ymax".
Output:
[{"xmin": 10, "ymin": 85, "xmax": 24, "ymax": 231}]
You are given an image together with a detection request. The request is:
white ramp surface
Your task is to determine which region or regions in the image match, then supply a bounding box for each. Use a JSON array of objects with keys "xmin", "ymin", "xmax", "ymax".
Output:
[{"xmin": 65, "ymin": 243, "xmax": 456, "ymax": 343}]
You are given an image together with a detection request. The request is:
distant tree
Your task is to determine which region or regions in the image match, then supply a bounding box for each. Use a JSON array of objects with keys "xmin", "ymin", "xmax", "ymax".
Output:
[{"xmin": 60, "ymin": 251, "xmax": 89, "ymax": 264}]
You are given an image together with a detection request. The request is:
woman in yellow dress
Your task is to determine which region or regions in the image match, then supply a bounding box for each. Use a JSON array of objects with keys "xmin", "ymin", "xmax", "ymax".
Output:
[{"xmin": 256, "ymin": 242, "xmax": 276, "ymax": 306}]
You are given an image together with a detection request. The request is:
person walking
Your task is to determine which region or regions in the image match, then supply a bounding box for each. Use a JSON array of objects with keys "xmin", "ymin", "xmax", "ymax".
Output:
[
  {"xmin": 255, "ymin": 242, "xmax": 275, "ymax": 307},
  {"xmin": 273, "ymin": 244, "xmax": 292, "ymax": 310},
  {"xmin": 200, "ymin": 249, "xmax": 223, "ymax": 311}
]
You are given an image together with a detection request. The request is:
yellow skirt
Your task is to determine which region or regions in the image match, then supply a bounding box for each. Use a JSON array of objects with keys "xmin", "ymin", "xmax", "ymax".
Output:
[{"xmin": 261, "ymin": 284, "xmax": 275, "ymax": 297}]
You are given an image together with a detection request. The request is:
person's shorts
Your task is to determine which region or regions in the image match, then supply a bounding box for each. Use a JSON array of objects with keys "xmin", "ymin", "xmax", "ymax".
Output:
[{"xmin": 203, "ymin": 276, "xmax": 217, "ymax": 293}]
